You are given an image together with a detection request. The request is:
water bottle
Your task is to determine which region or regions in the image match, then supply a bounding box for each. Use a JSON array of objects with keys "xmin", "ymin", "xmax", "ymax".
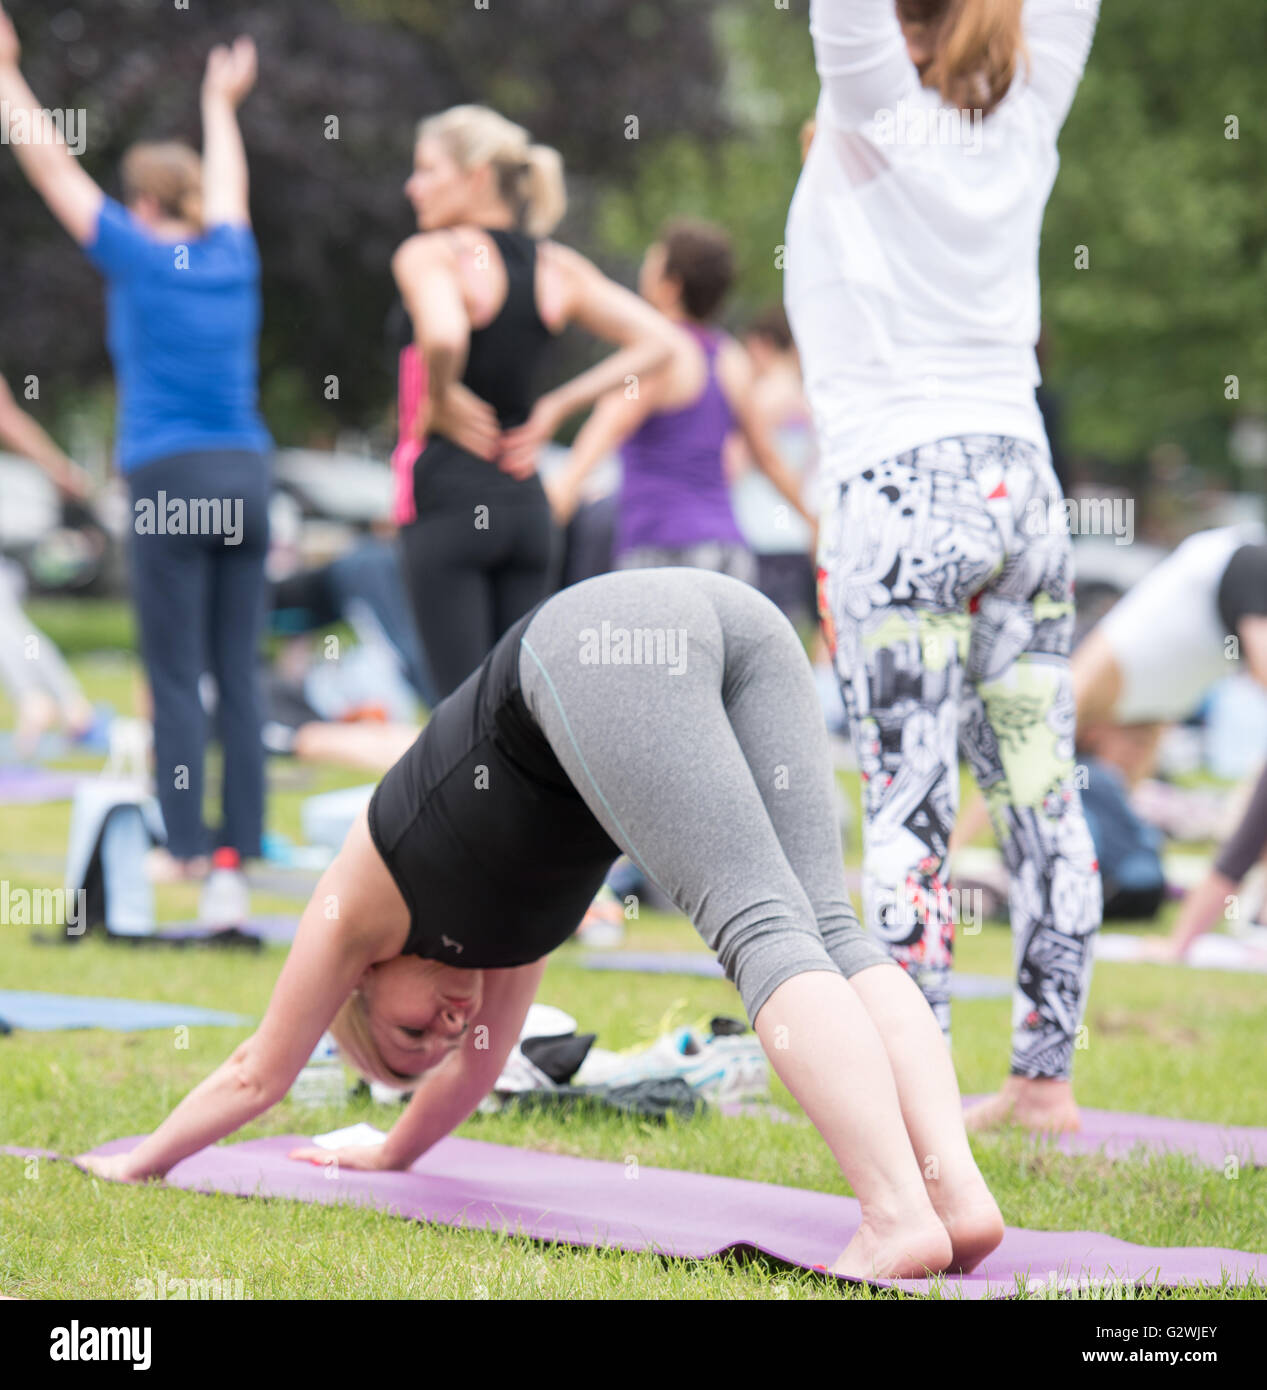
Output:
[
  {"xmin": 291, "ymin": 1032, "xmax": 346, "ymax": 1107},
  {"xmin": 199, "ymin": 847, "xmax": 250, "ymax": 927}
]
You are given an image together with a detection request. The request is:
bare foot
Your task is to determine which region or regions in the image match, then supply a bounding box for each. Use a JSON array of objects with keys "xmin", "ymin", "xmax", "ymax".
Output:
[
  {"xmin": 927, "ymin": 1173, "xmax": 1005, "ymax": 1273},
  {"xmin": 831, "ymin": 1214, "xmax": 953, "ymax": 1282},
  {"xmin": 964, "ymin": 1076, "xmax": 1080, "ymax": 1135}
]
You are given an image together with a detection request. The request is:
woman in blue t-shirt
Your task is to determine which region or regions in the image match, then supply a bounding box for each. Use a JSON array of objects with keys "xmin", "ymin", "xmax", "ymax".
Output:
[{"xmin": 0, "ymin": 16, "xmax": 270, "ymax": 913}]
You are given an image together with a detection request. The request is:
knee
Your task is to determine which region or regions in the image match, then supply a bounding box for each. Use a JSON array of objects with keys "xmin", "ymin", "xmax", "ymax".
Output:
[
  {"xmin": 712, "ymin": 908, "xmax": 841, "ymax": 1022},
  {"xmin": 820, "ymin": 919, "xmax": 897, "ymax": 979}
]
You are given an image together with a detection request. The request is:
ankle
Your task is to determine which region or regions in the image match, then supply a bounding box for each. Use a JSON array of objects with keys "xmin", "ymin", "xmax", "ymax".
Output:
[
  {"xmin": 1006, "ymin": 1075, "xmax": 1074, "ymax": 1102},
  {"xmin": 863, "ymin": 1185, "xmax": 942, "ymax": 1234}
]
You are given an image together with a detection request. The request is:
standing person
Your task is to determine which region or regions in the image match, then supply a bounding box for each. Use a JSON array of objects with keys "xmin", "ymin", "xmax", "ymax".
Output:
[
  {"xmin": 545, "ymin": 220, "xmax": 815, "ymax": 577},
  {"xmin": 0, "ymin": 372, "xmax": 96, "ymax": 754},
  {"xmin": 77, "ymin": 568, "xmax": 1004, "ymax": 1283},
  {"xmin": 727, "ymin": 305, "xmax": 820, "ymax": 627},
  {"xmin": 786, "ymin": 0, "xmax": 1103, "ymax": 1131},
  {"xmin": 0, "ymin": 12, "xmax": 272, "ymax": 919},
  {"xmin": 393, "ymin": 105, "xmax": 680, "ymax": 699}
]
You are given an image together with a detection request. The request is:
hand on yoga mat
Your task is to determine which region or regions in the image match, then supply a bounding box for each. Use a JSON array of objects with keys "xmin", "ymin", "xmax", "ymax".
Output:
[{"xmin": 287, "ymin": 1142, "xmax": 393, "ymax": 1172}]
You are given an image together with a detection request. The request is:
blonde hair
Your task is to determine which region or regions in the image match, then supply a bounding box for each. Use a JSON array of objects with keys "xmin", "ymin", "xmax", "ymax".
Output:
[
  {"xmin": 417, "ymin": 104, "xmax": 566, "ymax": 237},
  {"xmin": 328, "ymin": 989, "xmax": 421, "ymax": 1089},
  {"xmin": 121, "ymin": 141, "xmax": 204, "ymax": 230},
  {"xmin": 898, "ymin": 0, "xmax": 1028, "ymax": 118}
]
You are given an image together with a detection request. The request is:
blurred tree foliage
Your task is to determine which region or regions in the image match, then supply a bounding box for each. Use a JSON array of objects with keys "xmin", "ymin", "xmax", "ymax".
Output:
[
  {"xmin": 601, "ymin": 0, "xmax": 1267, "ymax": 478},
  {"xmin": 0, "ymin": 0, "xmax": 725, "ymax": 447},
  {"xmin": 0, "ymin": 0, "xmax": 1262, "ymax": 477}
]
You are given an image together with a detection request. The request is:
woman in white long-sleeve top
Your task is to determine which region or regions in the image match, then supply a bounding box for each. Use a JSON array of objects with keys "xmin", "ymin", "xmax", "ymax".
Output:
[{"xmin": 786, "ymin": 0, "xmax": 1103, "ymax": 1132}]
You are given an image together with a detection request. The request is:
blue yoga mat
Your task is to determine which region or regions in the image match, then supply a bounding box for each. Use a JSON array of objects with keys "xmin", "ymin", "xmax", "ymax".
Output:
[
  {"xmin": 0, "ymin": 990, "xmax": 251, "ymax": 1032},
  {"xmin": 578, "ymin": 951, "xmax": 1011, "ymax": 999}
]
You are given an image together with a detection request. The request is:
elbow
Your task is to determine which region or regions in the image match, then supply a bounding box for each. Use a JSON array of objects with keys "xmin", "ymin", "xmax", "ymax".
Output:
[
  {"xmin": 642, "ymin": 324, "xmax": 679, "ymax": 375},
  {"xmin": 227, "ymin": 1041, "xmax": 286, "ymax": 1112},
  {"xmin": 422, "ymin": 336, "xmax": 465, "ymax": 382}
]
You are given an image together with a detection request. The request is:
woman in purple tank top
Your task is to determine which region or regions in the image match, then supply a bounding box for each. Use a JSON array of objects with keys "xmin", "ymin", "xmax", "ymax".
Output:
[{"xmin": 547, "ymin": 220, "xmax": 815, "ymax": 580}]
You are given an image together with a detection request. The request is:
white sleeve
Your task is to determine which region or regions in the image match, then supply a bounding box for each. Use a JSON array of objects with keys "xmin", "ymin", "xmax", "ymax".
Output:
[
  {"xmin": 809, "ymin": 0, "xmax": 922, "ymax": 131},
  {"xmin": 1023, "ymin": 0, "xmax": 1101, "ymax": 131}
]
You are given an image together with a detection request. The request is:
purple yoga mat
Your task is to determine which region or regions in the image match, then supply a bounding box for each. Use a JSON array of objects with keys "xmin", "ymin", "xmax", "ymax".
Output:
[
  {"xmin": 0, "ymin": 766, "xmax": 82, "ymax": 804},
  {"xmin": 6, "ymin": 1135, "xmax": 1262, "ymax": 1297},
  {"xmin": 961, "ymin": 1099, "xmax": 1267, "ymax": 1170}
]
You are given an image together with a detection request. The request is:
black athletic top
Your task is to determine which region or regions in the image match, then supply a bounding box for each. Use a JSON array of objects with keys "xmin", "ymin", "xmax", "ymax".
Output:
[
  {"xmin": 366, "ymin": 604, "xmax": 621, "ymax": 968},
  {"xmin": 1217, "ymin": 543, "xmax": 1267, "ymax": 639},
  {"xmin": 402, "ymin": 226, "xmax": 554, "ymax": 513}
]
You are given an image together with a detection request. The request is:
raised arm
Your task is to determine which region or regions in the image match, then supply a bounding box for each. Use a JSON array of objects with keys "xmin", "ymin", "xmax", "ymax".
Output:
[
  {"xmin": 498, "ymin": 243, "xmax": 684, "ymax": 477},
  {"xmin": 1023, "ymin": 0, "xmax": 1101, "ymax": 131},
  {"xmin": 0, "ymin": 4, "xmax": 103, "ymax": 245},
  {"xmin": 200, "ymin": 36, "xmax": 257, "ymax": 228},
  {"xmin": 0, "ymin": 373, "xmax": 92, "ymax": 500},
  {"xmin": 76, "ymin": 812, "xmax": 402, "ymax": 1182},
  {"xmin": 809, "ymin": 0, "xmax": 921, "ymax": 132}
]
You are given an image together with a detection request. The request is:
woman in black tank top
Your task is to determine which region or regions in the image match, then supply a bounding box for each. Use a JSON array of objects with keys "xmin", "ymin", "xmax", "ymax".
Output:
[
  {"xmin": 78, "ymin": 567, "xmax": 1005, "ymax": 1282},
  {"xmin": 391, "ymin": 104, "xmax": 684, "ymax": 699}
]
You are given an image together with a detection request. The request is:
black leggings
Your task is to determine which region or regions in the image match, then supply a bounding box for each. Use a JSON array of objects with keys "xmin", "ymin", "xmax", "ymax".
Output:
[
  {"xmin": 399, "ymin": 498, "xmax": 556, "ymax": 699},
  {"xmin": 127, "ymin": 450, "xmax": 271, "ymax": 860}
]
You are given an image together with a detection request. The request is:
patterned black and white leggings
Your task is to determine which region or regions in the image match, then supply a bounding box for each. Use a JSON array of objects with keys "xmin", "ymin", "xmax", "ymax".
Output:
[{"xmin": 817, "ymin": 435, "xmax": 1102, "ymax": 1079}]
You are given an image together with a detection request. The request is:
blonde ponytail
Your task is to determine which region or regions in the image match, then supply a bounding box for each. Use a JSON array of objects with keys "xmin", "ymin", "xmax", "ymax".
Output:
[
  {"xmin": 520, "ymin": 143, "xmax": 566, "ymax": 237},
  {"xmin": 901, "ymin": 0, "xmax": 1027, "ymax": 117},
  {"xmin": 417, "ymin": 104, "xmax": 567, "ymax": 237}
]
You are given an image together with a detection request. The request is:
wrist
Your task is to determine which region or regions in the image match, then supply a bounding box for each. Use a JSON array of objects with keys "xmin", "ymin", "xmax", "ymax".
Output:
[
  {"xmin": 378, "ymin": 1138, "xmax": 414, "ymax": 1172},
  {"xmin": 121, "ymin": 1152, "xmax": 165, "ymax": 1182}
]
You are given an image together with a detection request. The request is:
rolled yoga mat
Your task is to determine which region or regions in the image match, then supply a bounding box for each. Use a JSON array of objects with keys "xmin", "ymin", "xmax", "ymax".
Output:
[
  {"xmin": 578, "ymin": 951, "xmax": 1011, "ymax": 1000},
  {"xmin": 0, "ymin": 990, "xmax": 250, "ymax": 1032},
  {"xmin": 5, "ymin": 1135, "xmax": 1261, "ymax": 1298}
]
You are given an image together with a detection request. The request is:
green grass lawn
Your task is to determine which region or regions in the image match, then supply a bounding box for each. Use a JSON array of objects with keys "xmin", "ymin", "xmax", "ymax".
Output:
[{"xmin": 1, "ymin": 619, "xmax": 1264, "ymax": 1300}]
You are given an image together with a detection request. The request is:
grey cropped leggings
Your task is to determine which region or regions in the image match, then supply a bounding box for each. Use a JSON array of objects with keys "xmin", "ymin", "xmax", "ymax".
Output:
[{"xmin": 518, "ymin": 567, "xmax": 896, "ymax": 1022}]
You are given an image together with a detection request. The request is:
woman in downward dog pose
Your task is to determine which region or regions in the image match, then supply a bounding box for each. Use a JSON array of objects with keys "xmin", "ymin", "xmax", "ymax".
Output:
[
  {"xmin": 78, "ymin": 568, "xmax": 1003, "ymax": 1281},
  {"xmin": 785, "ymin": 0, "xmax": 1103, "ymax": 1131}
]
